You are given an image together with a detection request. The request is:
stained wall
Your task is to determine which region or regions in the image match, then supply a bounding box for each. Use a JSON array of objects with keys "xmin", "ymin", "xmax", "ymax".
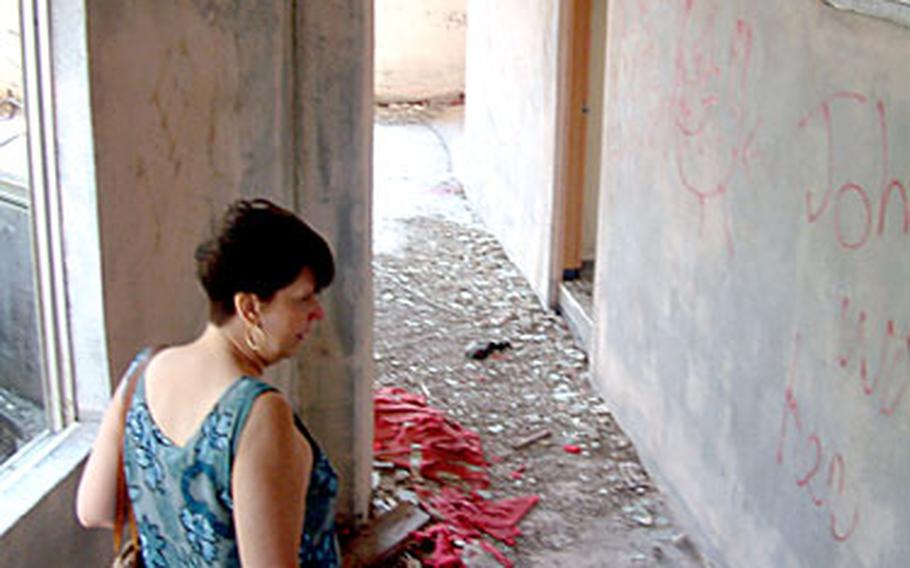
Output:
[{"xmin": 594, "ymin": 0, "xmax": 910, "ymax": 565}]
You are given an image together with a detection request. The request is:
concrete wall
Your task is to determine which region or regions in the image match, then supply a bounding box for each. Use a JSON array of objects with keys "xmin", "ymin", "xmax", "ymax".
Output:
[
  {"xmin": 293, "ymin": 0, "xmax": 374, "ymax": 524},
  {"xmin": 462, "ymin": 0, "xmax": 564, "ymax": 303},
  {"xmin": 594, "ymin": 0, "xmax": 910, "ymax": 565},
  {"xmin": 0, "ymin": 463, "xmax": 103, "ymax": 567},
  {"xmin": 375, "ymin": 0, "xmax": 465, "ymax": 103},
  {"xmin": 89, "ymin": 0, "xmax": 297, "ymax": 371},
  {"xmin": 1, "ymin": 0, "xmax": 372, "ymax": 564}
]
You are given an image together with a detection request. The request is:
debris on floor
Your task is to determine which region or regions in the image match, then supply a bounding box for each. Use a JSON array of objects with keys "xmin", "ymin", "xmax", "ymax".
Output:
[
  {"xmin": 342, "ymin": 502, "xmax": 431, "ymax": 567},
  {"xmin": 373, "ymin": 387, "xmax": 539, "ymax": 567},
  {"xmin": 375, "ymin": 387, "xmax": 489, "ymax": 489},
  {"xmin": 372, "ymin": 107, "xmax": 706, "ymax": 566},
  {"xmin": 464, "ymin": 341, "xmax": 512, "ymax": 361}
]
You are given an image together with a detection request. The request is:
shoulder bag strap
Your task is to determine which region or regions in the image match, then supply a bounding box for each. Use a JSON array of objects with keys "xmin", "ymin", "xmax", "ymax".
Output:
[{"xmin": 114, "ymin": 346, "xmax": 162, "ymax": 554}]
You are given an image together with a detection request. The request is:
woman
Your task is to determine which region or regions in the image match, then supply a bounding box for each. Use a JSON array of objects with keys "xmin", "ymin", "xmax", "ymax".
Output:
[{"xmin": 76, "ymin": 198, "xmax": 340, "ymax": 567}]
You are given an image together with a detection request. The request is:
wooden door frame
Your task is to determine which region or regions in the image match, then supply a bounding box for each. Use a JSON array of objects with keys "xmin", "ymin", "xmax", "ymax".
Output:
[{"xmin": 548, "ymin": 0, "xmax": 593, "ymax": 305}]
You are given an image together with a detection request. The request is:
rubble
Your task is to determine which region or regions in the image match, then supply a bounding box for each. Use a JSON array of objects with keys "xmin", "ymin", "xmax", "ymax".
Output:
[{"xmin": 371, "ymin": 112, "xmax": 704, "ymax": 566}]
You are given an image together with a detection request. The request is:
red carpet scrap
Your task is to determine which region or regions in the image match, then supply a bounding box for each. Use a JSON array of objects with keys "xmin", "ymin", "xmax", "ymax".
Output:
[{"xmin": 374, "ymin": 387, "xmax": 540, "ymax": 567}]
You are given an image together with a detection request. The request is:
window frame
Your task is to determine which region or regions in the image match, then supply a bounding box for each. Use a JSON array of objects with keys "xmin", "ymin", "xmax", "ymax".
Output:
[
  {"xmin": 0, "ymin": 0, "xmax": 109, "ymax": 538},
  {"xmin": 0, "ymin": 0, "xmax": 73, "ymax": 472}
]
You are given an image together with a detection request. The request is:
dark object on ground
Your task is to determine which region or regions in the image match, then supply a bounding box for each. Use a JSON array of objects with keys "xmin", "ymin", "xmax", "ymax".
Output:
[
  {"xmin": 342, "ymin": 502, "xmax": 431, "ymax": 567},
  {"xmin": 465, "ymin": 340, "xmax": 512, "ymax": 360}
]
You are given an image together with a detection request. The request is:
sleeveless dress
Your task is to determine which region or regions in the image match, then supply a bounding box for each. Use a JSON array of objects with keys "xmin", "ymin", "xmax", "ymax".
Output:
[{"xmin": 122, "ymin": 351, "xmax": 340, "ymax": 567}]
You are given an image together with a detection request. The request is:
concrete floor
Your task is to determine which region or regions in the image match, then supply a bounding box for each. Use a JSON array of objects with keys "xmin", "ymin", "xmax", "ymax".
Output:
[{"xmin": 371, "ymin": 105, "xmax": 706, "ymax": 567}]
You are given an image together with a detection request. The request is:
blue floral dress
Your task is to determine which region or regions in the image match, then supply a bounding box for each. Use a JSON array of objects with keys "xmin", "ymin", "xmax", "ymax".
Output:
[{"xmin": 122, "ymin": 350, "xmax": 340, "ymax": 567}]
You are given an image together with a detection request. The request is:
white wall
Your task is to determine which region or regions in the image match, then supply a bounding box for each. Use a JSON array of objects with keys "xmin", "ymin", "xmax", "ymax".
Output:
[
  {"xmin": 594, "ymin": 0, "xmax": 910, "ymax": 565},
  {"xmin": 462, "ymin": 0, "xmax": 563, "ymax": 304},
  {"xmin": 375, "ymin": 0, "xmax": 466, "ymax": 103}
]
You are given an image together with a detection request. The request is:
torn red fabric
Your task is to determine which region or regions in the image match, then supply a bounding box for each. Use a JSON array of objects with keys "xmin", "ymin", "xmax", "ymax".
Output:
[
  {"xmin": 423, "ymin": 488, "xmax": 539, "ymax": 546},
  {"xmin": 374, "ymin": 387, "xmax": 489, "ymax": 487},
  {"xmin": 374, "ymin": 387, "xmax": 540, "ymax": 567},
  {"xmin": 415, "ymin": 488, "xmax": 539, "ymax": 568},
  {"xmin": 417, "ymin": 525, "xmax": 464, "ymax": 568}
]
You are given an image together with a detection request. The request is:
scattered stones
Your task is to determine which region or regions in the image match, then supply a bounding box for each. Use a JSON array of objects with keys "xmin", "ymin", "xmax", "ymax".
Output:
[
  {"xmin": 370, "ymin": 115, "xmax": 703, "ymax": 566},
  {"xmin": 568, "ymin": 402, "xmax": 589, "ymax": 416},
  {"xmin": 623, "ymin": 502, "xmax": 655, "ymax": 527}
]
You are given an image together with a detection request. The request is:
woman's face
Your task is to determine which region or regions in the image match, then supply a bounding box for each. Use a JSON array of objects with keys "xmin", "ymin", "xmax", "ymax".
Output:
[{"xmin": 257, "ymin": 267, "xmax": 325, "ymax": 362}]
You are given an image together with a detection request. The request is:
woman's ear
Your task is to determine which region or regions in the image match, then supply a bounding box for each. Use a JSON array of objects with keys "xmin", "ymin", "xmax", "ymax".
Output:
[{"xmin": 233, "ymin": 292, "xmax": 261, "ymax": 326}]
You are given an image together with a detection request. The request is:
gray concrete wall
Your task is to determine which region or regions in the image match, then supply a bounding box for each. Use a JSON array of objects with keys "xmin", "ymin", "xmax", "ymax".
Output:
[
  {"xmin": 293, "ymin": 0, "xmax": 374, "ymax": 524},
  {"xmin": 88, "ymin": 0, "xmax": 297, "ymax": 373},
  {"xmin": 594, "ymin": 0, "xmax": 910, "ymax": 565},
  {"xmin": 375, "ymin": 0, "xmax": 465, "ymax": 103},
  {"xmin": 0, "ymin": 463, "xmax": 107, "ymax": 568},
  {"xmin": 462, "ymin": 0, "xmax": 563, "ymax": 304}
]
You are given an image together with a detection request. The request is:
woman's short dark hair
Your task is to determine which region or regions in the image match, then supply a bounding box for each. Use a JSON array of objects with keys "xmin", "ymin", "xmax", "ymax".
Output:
[{"xmin": 195, "ymin": 198, "xmax": 335, "ymax": 325}]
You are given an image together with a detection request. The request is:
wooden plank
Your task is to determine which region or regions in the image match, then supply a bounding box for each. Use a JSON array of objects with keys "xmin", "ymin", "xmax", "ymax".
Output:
[
  {"xmin": 342, "ymin": 502, "xmax": 431, "ymax": 567},
  {"xmin": 510, "ymin": 428, "xmax": 553, "ymax": 450}
]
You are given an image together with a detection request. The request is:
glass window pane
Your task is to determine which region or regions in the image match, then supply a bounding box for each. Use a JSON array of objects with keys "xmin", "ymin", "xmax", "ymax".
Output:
[{"xmin": 0, "ymin": 0, "xmax": 48, "ymax": 465}]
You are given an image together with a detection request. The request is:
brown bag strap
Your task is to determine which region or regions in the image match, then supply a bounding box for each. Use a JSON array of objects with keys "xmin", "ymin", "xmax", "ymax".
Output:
[{"xmin": 114, "ymin": 347, "xmax": 162, "ymax": 553}]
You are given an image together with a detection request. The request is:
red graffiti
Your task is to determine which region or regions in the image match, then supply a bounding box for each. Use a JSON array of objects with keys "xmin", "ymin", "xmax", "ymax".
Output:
[
  {"xmin": 777, "ymin": 334, "xmax": 861, "ymax": 543},
  {"xmin": 799, "ymin": 94, "xmax": 909, "ymax": 250},
  {"xmin": 672, "ymin": 1, "xmax": 760, "ymax": 256},
  {"xmin": 837, "ymin": 297, "xmax": 910, "ymax": 417}
]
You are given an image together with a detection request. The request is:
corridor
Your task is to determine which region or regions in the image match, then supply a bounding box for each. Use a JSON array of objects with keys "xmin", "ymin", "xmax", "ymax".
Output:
[{"xmin": 370, "ymin": 103, "xmax": 705, "ymax": 567}]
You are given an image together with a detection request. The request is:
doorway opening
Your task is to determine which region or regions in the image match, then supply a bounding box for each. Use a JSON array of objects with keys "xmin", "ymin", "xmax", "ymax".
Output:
[{"xmin": 558, "ymin": 0, "xmax": 607, "ymax": 354}]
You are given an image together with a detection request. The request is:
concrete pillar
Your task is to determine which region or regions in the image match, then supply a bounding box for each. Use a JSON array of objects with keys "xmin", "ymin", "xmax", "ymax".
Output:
[{"xmin": 293, "ymin": 0, "xmax": 374, "ymax": 524}]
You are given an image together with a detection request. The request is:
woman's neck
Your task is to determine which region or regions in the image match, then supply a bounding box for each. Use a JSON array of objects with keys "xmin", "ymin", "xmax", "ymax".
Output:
[{"xmin": 201, "ymin": 322, "xmax": 266, "ymax": 378}]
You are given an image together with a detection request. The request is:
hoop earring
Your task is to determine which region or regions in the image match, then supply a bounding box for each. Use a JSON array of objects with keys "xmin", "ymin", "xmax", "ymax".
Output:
[{"xmin": 245, "ymin": 324, "xmax": 267, "ymax": 353}]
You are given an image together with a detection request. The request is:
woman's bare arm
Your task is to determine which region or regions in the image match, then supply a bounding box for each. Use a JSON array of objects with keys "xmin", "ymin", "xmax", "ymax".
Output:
[
  {"xmin": 75, "ymin": 380, "xmax": 129, "ymax": 529},
  {"xmin": 233, "ymin": 391, "xmax": 312, "ymax": 567}
]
